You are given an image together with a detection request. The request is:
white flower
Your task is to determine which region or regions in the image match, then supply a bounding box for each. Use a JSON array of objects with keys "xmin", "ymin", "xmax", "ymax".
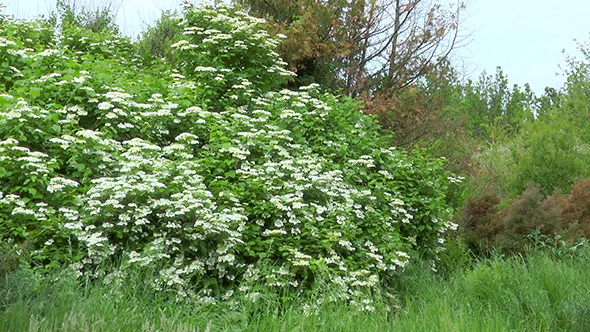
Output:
[
  {"xmin": 194, "ymin": 66, "xmax": 217, "ymax": 72},
  {"xmin": 171, "ymin": 40, "xmax": 189, "ymax": 48},
  {"xmin": 12, "ymin": 207, "xmax": 36, "ymax": 216},
  {"xmin": 98, "ymin": 102, "xmax": 114, "ymax": 110},
  {"xmin": 47, "ymin": 177, "xmax": 79, "ymax": 193},
  {"xmin": 6, "ymin": 110, "xmax": 20, "ymax": 119}
]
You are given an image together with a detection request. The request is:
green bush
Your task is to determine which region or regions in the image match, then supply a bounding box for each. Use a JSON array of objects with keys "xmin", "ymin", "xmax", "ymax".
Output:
[
  {"xmin": 508, "ymin": 117, "xmax": 590, "ymax": 196},
  {"xmin": 0, "ymin": 2, "xmax": 457, "ymax": 303},
  {"xmin": 435, "ymin": 233, "xmax": 473, "ymax": 277}
]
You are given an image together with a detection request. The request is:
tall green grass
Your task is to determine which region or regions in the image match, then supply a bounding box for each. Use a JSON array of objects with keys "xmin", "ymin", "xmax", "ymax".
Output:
[{"xmin": 1, "ymin": 248, "xmax": 589, "ymax": 331}]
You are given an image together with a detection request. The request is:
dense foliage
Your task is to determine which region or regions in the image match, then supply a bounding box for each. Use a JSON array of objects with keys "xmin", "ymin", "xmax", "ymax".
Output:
[
  {"xmin": 455, "ymin": 41, "xmax": 590, "ymax": 254},
  {"xmin": 3, "ymin": 1, "xmax": 590, "ymax": 330},
  {"xmin": 0, "ymin": 2, "xmax": 458, "ymax": 305}
]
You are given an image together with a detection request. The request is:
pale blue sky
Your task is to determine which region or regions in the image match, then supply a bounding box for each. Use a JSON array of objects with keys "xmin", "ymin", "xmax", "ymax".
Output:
[
  {"xmin": 458, "ymin": 0, "xmax": 590, "ymax": 94},
  {"xmin": 4, "ymin": 0, "xmax": 590, "ymax": 95}
]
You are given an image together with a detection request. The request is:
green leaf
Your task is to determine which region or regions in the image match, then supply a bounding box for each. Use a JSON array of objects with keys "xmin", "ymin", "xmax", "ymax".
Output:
[{"xmin": 29, "ymin": 87, "xmax": 41, "ymax": 99}]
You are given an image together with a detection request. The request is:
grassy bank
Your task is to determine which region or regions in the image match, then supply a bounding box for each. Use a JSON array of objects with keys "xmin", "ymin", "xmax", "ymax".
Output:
[{"xmin": 2, "ymin": 247, "xmax": 589, "ymax": 332}]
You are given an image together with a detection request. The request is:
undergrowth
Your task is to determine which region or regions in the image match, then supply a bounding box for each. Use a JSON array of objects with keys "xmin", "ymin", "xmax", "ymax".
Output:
[{"xmin": 2, "ymin": 244, "xmax": 588, "ymax": 332}]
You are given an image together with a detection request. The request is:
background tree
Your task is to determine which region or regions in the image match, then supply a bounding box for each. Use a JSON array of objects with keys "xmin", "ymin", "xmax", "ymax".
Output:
[
  {"xmin": 348, "ymin": 0, "xmax": 465, "ymax": 98},
  {"xmin": 137, "ymin": 10, "xmax": 181, "ymax": 65},
  {"xmin": 51, "ymin": 0, "xmax": 121, "ymax": 34},
  {"xmin": 234, "ymin": 0, "xmax": 466, "ymax": 97},
  {"xmin": 232, "ymin": 0, "xmax": 355, "ymax": 88},
  {"xmin": 459, "ymin": 67, "xmax": 536, "ymax": 142}
]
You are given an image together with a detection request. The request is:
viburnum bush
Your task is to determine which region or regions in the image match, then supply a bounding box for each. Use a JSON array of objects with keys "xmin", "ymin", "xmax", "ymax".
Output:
[{"xmin": 0, "ymin": 2, "xmax": 459, "ymax": 306}]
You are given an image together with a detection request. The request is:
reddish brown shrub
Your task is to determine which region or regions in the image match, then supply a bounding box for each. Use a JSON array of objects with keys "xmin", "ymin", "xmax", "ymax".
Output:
[
  {"xmin": 461, "ymin": 179, "xmax": 590, "ymax": 255},
  {"xmin": 561, "ymin": 178, "xmax": 590, "ymax": 240},
  {"xmin": 504, "ymin": 185, "xmax": 563, "ymax": 237},
  {"xmin": 460, "ymin": 191, "xmax": 504, "ymax": 252}
]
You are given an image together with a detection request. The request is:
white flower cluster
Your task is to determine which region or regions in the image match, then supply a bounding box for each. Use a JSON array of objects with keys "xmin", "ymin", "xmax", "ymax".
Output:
[
  {"xmin": 47, "ymin": 177, "xmax": 79, "ymax": 193},
  {"xmin": 78, "ymin": 137, "xmax": 247, "ymax": 290},
  {"xmin": 173, "ymin": 2, "xmax": 295, "ymax": 87}
]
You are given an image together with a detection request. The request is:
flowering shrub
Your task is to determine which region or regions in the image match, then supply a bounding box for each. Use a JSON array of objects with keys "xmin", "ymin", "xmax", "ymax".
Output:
[{"xmin": 0, "ymin": 2, "xmax": 457, "ymax": 305}]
